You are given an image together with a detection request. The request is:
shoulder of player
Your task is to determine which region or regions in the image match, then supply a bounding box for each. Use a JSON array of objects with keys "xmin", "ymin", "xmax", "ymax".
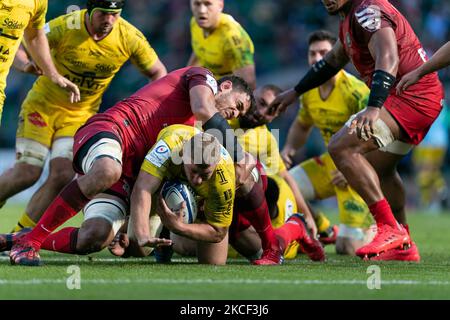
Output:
[
  {"xmin": 48, "ymin": 9, "xmax": 81, "ymax": 28},
  {"xmin": 337, "ymin": 70, "xmax": 368, "ymax": 91},
  {"xmin": 219, "ymin": 13, "xmax": 247, "ymax": 37},
  {"xmin": 115, "ymin": 17, "xmax": 147, "ymax": 40}
]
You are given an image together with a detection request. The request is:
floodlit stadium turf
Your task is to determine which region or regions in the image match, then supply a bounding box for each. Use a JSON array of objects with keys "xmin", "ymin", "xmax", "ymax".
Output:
[{"xmin": 1, "ymin": 204, "xmax": 450, "ymax": 300}]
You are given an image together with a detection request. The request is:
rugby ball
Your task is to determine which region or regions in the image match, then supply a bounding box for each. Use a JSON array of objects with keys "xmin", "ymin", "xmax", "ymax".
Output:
[{"xmin": 161, "ymin": 180, "xmax": 198, "ymax": 224}]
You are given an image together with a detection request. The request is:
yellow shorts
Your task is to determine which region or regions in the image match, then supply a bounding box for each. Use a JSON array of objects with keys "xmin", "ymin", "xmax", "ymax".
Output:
[
  {"xmin": 292, "ymin": 152, "xmax": 373, "ymax": 228},
  {"xmin": 16, "ymin": 91, "xmax": 94, "ymax": 147}
]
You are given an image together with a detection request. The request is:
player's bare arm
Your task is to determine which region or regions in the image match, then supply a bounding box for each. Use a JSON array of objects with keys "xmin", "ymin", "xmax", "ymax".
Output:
[
  {"xmin": 142, "ymin": 59, "xmax": 168, "ymax": 81},
  {"xmin": 190, "ymin": 85, "xmax": 222, "ymax": 121},
  {"xmin": 157, "ymin": 193, "xmax": 228, "ymax": 243},
  {"xmin": 129, "ymin": 170, "xmax": 172, "ymax": 248},
  {"xmin": 269, "ymin": 39, "xmax": 348, "ymax": 115},
  {"xmin": 281, "ymin": 120, "xmax": 313, "ymax": 168},
  {"xmin": 397, "ymin": 41, "xmax": 450, "ymax": 93},
  {"xmin": 12, "ymin": 45, "xmax": 42, "ymax": 76},
  {"xmin": 23, "ymin": 27, "xmax": 80, "ymax": 103},
  {"xmin": 350, "ymin": 28, "xmax": 399, "ymax": 140},
  {"xmin": 234, "ymin": 65, "xmax": 257, "ymax": 90}
]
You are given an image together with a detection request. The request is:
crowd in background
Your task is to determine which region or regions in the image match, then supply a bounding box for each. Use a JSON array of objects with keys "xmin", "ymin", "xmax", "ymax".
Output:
[{"xmin": 1, "ymin": 0, "xmax": 449, "ymax": 186}]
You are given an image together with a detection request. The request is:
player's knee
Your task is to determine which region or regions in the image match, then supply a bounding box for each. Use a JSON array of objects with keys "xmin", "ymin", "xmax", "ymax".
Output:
[{"xmin": 89, "ymin": 162, "xmax": 122, "ymax": 191}]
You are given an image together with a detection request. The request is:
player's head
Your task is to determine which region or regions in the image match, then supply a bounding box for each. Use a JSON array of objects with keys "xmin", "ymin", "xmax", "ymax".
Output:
[
  {"xmin": 87, "ymin": 0, "xmax": 124, "ymax": 34},
  {"xmin": 239, "ymin": 84, "xmax": 282, "ymax": 128},
  {"xmin": 182, "ymin": 132, "xmax": 222, "ymax": 186},
  {"xmin": 215, "ymin": 75, "xmax": 255, "ymax": 120},
  {"xmin": 307, "ymin": 30, "xmax": 337, "ymax": 66},
  {"xmin": 321, "ymin": 0, "xmax": 351, "ymax": 15},
  {"xmin": 190, "ymin": 0, "xmax": 224, "ymax": 31}
]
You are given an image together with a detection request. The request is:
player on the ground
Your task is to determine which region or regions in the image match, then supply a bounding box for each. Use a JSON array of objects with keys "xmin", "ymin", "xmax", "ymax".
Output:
[
  {"xmin": 279, "ymin": 30, "xmax": 374, "ymax": 255},
  {"xmin": 108, "ymin": 125, "xmax": 324, "ymax": 264},
  {"xmin": 0, "ymin": 0, "xmax": 79, "ymax": 125},
  {"xmin": 188, "ymin": 0, "xmax": 256, "ymax": 89},
  {"xmin": 270, "ymin": 0, "xmax": 444, "ymax": 261},
  {"xmin": 130, "ymin": 125, "xmax": 235, "ymax": 265},
  {"xmin": 0, "ymin": 0, "xmax": 167, "ymax": 232},
  {"xmin": 6, "ymin": 67, "xmax": 255, "ymax": 266},
  {"xmin": 397, "ymin": 41, "xmax": 450, "ymax": 92}
]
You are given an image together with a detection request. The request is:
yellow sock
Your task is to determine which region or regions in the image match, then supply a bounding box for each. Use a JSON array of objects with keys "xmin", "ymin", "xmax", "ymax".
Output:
[
  {"xmin": 12, "ymin": 213, "xmax": 36, "ymax": 233},
  {"xmin": 315, "ymin": 211, "xmax": 331, "ymax": 234}
]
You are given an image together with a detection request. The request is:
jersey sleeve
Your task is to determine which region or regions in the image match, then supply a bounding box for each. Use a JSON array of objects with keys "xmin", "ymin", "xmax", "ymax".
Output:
[
  {"xmin": 140, "ymin": 139, "xmax": 173, "ymax": 180},
  {"xmin": 296, "ymin": 96, "xmax": 314, "ymax": 126},
  {"xmin": 203, "ymin": 161, "xmax": 235, "ymax": 228},
  {"xmin": 353, "ymin": 0, "xmax": 397, "ymax": 44},
  {"xmin": 29, "ymin": 0, "xmax": 48, "ymax": 29},
  {"xmin": 129, "ymin": 27, "xmax": 159, "ymax": 73},
  {"xmin": 44, "ymin": 15, "xmax": 65, "ymax": 49},
  {"xmin": 222, "ymin": 29, "xmax": 255, "ymax": 70},
  {"xmin": 185, "ymin": 67, "xmax": 218, "ymax": 95}
]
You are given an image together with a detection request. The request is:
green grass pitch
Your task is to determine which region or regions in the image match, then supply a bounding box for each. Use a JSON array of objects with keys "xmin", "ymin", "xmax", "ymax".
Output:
[{"xmin": 1, "ymin": 203, "xmax": 450, "ymax": 300}]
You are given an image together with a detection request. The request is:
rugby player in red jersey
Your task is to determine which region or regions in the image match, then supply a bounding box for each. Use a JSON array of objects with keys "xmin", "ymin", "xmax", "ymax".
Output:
[
  {"xmin": 270, "ymin": 0, "xmax": 444, "ymax": 261},
  {"xmin": 7, "ymin": 67, "xmax": 261, "ymax": 266}
]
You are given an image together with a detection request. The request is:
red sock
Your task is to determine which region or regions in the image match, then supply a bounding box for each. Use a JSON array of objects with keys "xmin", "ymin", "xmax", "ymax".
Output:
[
  {"xmin": 24, "ymin": 180, "xmax": 90, "ymax": 249},
  {"xmin": 274, "ymin": 215, "xmax": 306, "ymax": 251},
  {"xmin": 41, "ymin": 227, "xmax": 79, "ymax": 254},
  {"xmin": 369, "ymin": 199, "xmax": 398, "ymax": 228},
  {"xmin": 235, "ymin": 180, "xmax": 277, "ymax": 250}
]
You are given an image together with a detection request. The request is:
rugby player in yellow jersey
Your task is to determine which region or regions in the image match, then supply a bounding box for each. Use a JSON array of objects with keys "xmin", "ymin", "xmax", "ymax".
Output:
[
  {"xmin": 278, "ymin": 30, "xmax": 375, "ymax": 255},
  {"xmin": 188, "ymin": 0, "xmax": 256, "ymax": 89},
  {"xmin": 0, "ymin": 0, "xmax": 79, "ymax": 125},
  {"xmin": 127, "ymin": 125, "xmax": 235, "ymax": 265},
  {"xmin": 0, "ymin": 0, "xmax": 167, "ymax": 232}
]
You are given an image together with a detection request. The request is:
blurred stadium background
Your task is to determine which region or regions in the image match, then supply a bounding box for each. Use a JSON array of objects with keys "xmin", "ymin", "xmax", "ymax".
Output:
[{"xmin": 0, "ymin": 0, "xmax": 449, "ymax": 208}]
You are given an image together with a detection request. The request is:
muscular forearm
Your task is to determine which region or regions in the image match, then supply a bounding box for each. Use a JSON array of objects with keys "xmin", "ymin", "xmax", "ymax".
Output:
[
  {"xmin": 173, "ymin": 223, "xmax": 226, "ymax": 243},
  {"xmin": 129, "ymin": 188, "xmax": 152, "ymax": 245},
  {"xmin": 23, "ymin": 28, "xmax": 58, "ymax": 78},
  {"xmin": 418, "ymin": 41, "xmax": 450, "ymax": 76},
  {"xmin": 13, "ymin": 45, "xmax": 31, "ymax": 72}
]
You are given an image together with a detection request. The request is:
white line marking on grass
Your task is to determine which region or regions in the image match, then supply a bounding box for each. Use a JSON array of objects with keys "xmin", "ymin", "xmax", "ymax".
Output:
[{"xmin": 1, "ymin": 278, "xmax": 450, "ymax": 286}]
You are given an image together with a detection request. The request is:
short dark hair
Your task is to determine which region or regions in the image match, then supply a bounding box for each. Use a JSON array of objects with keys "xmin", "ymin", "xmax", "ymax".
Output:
[
  {"xmin": 308, "ymin": 30, "xmax": 337, "ymax": 46},
  {"xmin": 218, "ymin": 75, "xmax": 256, "ymax": 112}
]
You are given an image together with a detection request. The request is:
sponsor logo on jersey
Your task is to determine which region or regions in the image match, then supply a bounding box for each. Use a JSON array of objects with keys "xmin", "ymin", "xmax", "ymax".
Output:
[
  {"xmin": 0, "ymin": 4, "xmax": 13, "ymax": 12},
  {"xmin": 28, "ymin": 112, "xmax": 48, "ymax": 128},
  {"xmin": 146, "ymin": 140, "xmax": 170, "ymax": 167},
  {"xmin": 2, "ymin": 18, "xmax": 25, "ymax": 30},
  {"xmin": 355, "ymin": 5, "xmax": 381, "ymax": 32}
]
